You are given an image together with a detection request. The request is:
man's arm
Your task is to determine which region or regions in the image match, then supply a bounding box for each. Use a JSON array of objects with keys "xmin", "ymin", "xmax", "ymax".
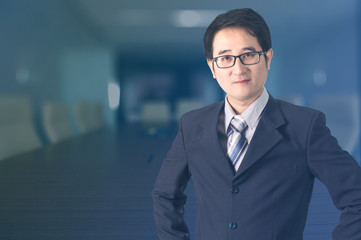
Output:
[
  {"xmin": 307, "ymin": 112, "xmax": 361, "ymax": 240},
  {"xmin": 152, "ymin": 119, "xmax": 191, "ymax": 240}
]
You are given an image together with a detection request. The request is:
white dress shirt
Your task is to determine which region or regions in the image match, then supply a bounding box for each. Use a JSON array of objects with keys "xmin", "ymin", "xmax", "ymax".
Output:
[{"xmin": 224, "ymin": 88, "xmax": 269, "ymax": 171}]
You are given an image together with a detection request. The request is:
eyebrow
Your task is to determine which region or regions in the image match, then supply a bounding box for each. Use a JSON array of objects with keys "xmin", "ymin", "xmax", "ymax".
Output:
[
  {"xmin": 217, "ymin": 47, "xmax": 257, "ymax": 56},
  {"xmin": 218, "ymin": 49, "xmax": 231, "ymax": 55},
  {"xmin": 242, "ymin": 47, "xmax": 257, "ymax": 52}
]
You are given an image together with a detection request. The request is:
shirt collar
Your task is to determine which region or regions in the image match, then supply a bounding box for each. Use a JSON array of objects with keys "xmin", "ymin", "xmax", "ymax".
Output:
[{"xmin": 224, "ymin": 88, "xmax": 269, "ymax": 133}]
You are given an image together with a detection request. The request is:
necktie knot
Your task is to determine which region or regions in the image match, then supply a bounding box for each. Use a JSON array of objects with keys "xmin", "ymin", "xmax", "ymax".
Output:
[{"xmin": 228, "ymin": 117, "xmax": 247, "ymax": 134}]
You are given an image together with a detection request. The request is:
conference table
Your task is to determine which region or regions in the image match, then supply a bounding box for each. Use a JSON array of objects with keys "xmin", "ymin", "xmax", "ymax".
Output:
[
  {"xmin": 0, "ymin": 125, "xmax": 180, "ymax": 240},
  {"xmin": 0, "ymin": 123, "xmax": 342, "ymax": 239}
]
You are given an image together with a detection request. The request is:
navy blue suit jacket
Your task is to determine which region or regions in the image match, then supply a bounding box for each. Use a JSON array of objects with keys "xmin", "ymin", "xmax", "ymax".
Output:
[{"xmin": 152, "ymin": 96, "xmax": 361, "ymax": 240}]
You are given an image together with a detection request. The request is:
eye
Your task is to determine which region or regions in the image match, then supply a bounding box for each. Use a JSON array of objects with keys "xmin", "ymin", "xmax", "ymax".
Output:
[
  {"xmin": 219, "ymin": 55, "xmax": 233, "ymax": 62},
  {"xmin": 242, "ymin": 52, "xmax": 257, "ymax": 59}
]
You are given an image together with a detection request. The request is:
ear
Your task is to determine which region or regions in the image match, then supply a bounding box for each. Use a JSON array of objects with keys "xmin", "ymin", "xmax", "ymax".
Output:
[
  {"xmin": 265, "ymin": 48, "xmax": 273, "ymax": 70},
  {"xmin": 207, "ymin": 59, "xmax": 216, "ymax": 79}
]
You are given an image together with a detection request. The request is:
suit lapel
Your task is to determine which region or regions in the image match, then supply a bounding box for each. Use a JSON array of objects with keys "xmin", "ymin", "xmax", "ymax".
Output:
[
  {"xmin": 234, "ymin": 96, "xmax": 286, "ymax": 179},
  {"xmin": 197, "ymin": 101, "xmax": 235, "ymax": 176}
]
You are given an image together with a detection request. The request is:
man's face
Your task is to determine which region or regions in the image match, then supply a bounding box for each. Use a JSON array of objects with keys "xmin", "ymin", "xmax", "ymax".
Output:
[{"xmin": 207, "ymin": 27, "xmax": 273, "ymax": 112}]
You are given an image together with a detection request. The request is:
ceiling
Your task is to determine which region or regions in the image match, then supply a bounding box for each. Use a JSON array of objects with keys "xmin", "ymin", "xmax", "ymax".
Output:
[{"xmin": 67, "ymin": 0, "xmax": 358, "ymax": 61}]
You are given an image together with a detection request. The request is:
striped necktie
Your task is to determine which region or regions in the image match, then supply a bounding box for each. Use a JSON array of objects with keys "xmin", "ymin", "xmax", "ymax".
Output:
[{"xmin": 227, "ymin": 117, "xmax": 248, "ymax": 168}]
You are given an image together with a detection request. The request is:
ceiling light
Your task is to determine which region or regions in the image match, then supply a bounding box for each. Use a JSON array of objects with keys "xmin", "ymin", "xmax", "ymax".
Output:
[{"xmin": 171, "ymin": 10, "xmax": 224, "ymax": 28}]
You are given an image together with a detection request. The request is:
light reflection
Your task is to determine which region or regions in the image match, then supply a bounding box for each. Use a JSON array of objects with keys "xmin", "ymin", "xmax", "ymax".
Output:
[
  {"xmin": 108, "ymin": 82, "xmax": 120, "ymax": 110},
  {"xmin": 313, "ymin": 70, "xmax": 327, "ymax": 86},
  {"xmin": 171, "ymin": 10, "xmax": 224, "ymax": 27}
]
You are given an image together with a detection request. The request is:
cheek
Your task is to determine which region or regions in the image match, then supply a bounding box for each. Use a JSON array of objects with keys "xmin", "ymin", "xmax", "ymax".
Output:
[
  {"xmin": 215, "ymin": 69, "xmax": 231, "ymax": 80},
  {"xmin": 215, "ymin": 76, "xmax": 231, "ymax": 92},
  {"xmin": 215, "ymin": 71, "xmax": 230, "ymax": 83},
  {"xmin": 253, "ymin": 67, "xmax": 268, "ymax": 84}
]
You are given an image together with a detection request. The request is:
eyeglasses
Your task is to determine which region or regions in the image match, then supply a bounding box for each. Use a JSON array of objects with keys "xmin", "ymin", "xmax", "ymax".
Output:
[{"xmin": 212, "ymin": 51, "xmax": 265, "ymax": 69}]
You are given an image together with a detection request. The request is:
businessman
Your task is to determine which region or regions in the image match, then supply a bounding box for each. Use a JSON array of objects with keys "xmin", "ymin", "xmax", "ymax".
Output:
[{"xmin": 152, "ymin": 8, "xmax": 361, "ymax": 240}]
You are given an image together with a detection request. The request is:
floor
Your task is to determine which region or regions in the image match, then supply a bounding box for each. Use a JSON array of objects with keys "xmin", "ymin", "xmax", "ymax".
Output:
[{"xmin": 0, "ymin": 124, "xmax": 345, "ymax": 239}]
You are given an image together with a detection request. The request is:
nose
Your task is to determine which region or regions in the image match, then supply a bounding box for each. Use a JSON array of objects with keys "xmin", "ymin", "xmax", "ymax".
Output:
[{"xmin": 232, "ymin": 56, "xmax": 248, "ymax": 75}]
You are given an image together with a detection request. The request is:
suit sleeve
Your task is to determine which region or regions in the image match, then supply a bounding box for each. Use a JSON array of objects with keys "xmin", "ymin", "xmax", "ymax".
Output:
[
  {"xmin": 307, "ymin": 112, "xmax": 361, "ymax": 240},
  {"xmin": 152, "ymin": 117, "xmax": 191, "ymax": 240}
]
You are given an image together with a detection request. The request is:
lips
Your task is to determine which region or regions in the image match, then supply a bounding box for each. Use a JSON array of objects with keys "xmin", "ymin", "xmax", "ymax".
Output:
[{"xmin": 233, "ymin": 79, "xmax": 250, "ymax": 84}]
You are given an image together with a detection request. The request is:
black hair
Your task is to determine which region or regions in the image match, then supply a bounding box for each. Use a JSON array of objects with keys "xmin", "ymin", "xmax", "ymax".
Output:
[{"xmin": 203, "ymin": 8, "xmax": 272, "ymax": 60}]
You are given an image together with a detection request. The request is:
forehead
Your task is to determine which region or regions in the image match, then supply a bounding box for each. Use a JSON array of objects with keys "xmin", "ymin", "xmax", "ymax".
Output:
[{"xmin": 212, "ymin": 27, "xmax": 261, "ymax": 54}]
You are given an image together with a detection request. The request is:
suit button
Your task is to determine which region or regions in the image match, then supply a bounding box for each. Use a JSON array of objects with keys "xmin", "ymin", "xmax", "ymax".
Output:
[
  {"xmin": 231, "ymin": 186, "xmax": 239, "ymax": 194},
  {"xmin": 229, "ymin": 222, "xmax": 238, "ymax": 229}
]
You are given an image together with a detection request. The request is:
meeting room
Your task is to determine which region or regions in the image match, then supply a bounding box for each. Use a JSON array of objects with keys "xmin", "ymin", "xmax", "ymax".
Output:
[{"xmin": 0, "ymin": 0, "xmax": 360, "ymax": 239}]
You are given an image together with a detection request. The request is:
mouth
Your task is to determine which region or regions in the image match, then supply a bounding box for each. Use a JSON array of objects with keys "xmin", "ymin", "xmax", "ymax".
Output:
[{"xmin": 233, "ymin": 79, "xmax": 250, "ymax": 84}]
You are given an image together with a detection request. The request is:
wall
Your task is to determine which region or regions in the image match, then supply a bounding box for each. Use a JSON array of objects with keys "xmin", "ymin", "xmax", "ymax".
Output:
[
  {"xmin": 0, "ymin": 0, "xmax": 114, "ymax": 141},
  {"xmin": 273, "ymin": 10, "xmax": 360, "ymax": 162}
]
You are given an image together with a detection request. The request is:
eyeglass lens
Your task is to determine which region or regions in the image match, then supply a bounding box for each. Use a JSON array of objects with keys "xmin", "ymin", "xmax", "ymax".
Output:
[{"xmin": 215, "ymin": 52, "xmax": 261, "ymax": 68}]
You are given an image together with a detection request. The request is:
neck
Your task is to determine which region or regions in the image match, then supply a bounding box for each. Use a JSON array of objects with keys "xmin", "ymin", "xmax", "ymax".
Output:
[
  {"xmin": 228, "ymin": 100, "xmax": 253, "ymax": 115},
  {"xmin": 227, "ymin": 91, "xmax": 263, "ymax": 115}
]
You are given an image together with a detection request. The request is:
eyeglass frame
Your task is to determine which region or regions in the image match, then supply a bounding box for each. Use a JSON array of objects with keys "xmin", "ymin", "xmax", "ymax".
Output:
[{"xmin": 212, "ymin": 51, "xmax": 265, "ymax": 69}]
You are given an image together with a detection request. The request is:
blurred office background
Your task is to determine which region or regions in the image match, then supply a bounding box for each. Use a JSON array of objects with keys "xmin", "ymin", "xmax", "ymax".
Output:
[{"xmin": 0, "ymin": 0, "xmax": 360, "ymax": 239}]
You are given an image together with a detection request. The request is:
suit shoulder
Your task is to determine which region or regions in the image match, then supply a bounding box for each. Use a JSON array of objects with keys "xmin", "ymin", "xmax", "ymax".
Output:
[
  {"xmin": 272, "ymin": 98, "xmax": 324, "ymax": 126},
  {"xmin": 276, "ymin": 98, "xmax": 321, "ymax": 116}
]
